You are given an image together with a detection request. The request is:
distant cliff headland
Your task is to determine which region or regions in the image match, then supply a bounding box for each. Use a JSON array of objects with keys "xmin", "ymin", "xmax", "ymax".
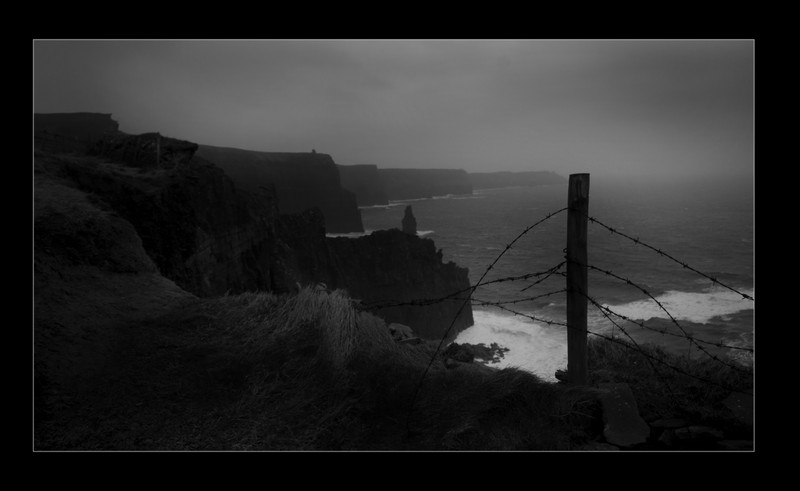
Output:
[{"xmin": 336, "ymin": 166, "xmax": 566, "ymax": 207}]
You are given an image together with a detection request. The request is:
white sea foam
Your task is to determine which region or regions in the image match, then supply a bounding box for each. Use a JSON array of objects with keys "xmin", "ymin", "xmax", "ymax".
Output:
[
  {"xmin": 325, "ymin": 229, "xmax": 374, "ymax": 238},
  {"xmin": 454, "ymin": 310, "xmax": 567, "ymax": 382},
  {"xmin": 358, "ymin": 203, "xmax": 403, "ymax": 210},
  {"xmin": 417, "ymin": 230, "xmax": 435, "ymax": 237},
  {"xmin": 603, "ymin": 286, "xmax": 755, "ymax": 325}
]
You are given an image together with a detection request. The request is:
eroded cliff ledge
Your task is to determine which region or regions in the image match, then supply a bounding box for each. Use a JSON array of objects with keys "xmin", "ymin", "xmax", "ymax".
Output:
[{"xmin": 196, "ymin": 145, "xmax": 363, "ymax": 234}]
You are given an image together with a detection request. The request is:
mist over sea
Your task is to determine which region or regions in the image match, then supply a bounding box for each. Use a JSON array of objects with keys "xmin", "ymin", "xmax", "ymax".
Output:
[{"xmin": 356, "ymin": 175, "xmax": 754, "ymax": 381}]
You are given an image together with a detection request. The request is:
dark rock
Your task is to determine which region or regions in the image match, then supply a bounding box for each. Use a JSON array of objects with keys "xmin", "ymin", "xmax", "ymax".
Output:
[
  {"xmin": 598, "ymin": 383, "xmax": 650, "ymax": 448},
  {"xmin": 442, "ymin": 343, "xmax": 475, "ymax": 363},
  {"xmin": 448, "ymin": 342, "xmax": 509, "ymax": 364},
  {"xmin": 327, "ymin": 229, "xmax": 473, "ymax": 341},
  {"xmin": 388, "ymin": 323, "xmax": 415, "ymax": 341},
  {"xmin": 444, "ymin": 358, "xmax": 463, "ymax": 369},
  {"xmin": 402, "ymin": 206, "xmax": 417, "ymax": 235}
]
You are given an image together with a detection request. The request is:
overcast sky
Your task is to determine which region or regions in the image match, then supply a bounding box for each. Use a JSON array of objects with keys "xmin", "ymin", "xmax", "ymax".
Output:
[{"xmin": 33, "ymin": 39, "xmax": 753, "ymax": 179}]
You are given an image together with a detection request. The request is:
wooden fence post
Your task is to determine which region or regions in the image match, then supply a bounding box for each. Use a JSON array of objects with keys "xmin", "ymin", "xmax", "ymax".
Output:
[{"xmin": 567, "ymin": 173, "xmax": 590, "ymax": 385}]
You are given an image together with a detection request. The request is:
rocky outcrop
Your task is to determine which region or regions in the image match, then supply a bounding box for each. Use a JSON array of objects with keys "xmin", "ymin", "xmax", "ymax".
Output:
[
  {"xmin": 90, "ymin": 132, "xmax": 198, "ymax": 169},
  {"xmin": 196, "ymin": 144, "xmax": 364, "ymax": 234},
  {"xmin": 378, "ymin": 168, "xmax": 473, "ymax": 201},
  {"xmin": 327, "ymin": 229, "xmax": 474, "ymax": 341},
  {"xmin": 468, "ymin": 171, "xmax": 567, "ymax": 190},
  {"xmin": 402, "ymin": 206, "xmax": 417, "ymax": 235},
  {"xmin": 35, "ymin": 150, "xmax": 282, "ymax": 297},
  {"xmin": 597, "ymin": 383, "xmax": 651, "ymax": 448},
  {"xmin": 337, "ymin": 164, "xmax": 389, "ymax": 207}
]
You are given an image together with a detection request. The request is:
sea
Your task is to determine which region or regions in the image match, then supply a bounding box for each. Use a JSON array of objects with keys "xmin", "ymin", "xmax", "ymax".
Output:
[{"xmin": 333, "ymin": 175, "xmax": 754, "ymax": 382}]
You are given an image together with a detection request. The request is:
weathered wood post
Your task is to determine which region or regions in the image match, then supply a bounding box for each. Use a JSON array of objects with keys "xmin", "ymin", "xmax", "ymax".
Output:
[{"xmin": 566, "ymin": 173, "xmax": 590, "ymax": 385}]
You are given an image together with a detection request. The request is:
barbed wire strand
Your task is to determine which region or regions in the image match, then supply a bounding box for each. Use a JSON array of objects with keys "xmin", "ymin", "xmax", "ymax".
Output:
[
  {"xmin": 404, "ymin": 207, "xmax": 568, "ymax": 433},
  {"xmin": 471, "ymin": 295, "xmax": 568, "ymax": 327},
  {"xmin": 584, "ymin": 213, "xmax": 754, "ymax": 301},
  {"xmin": 471, "ymin": 288, "xmax": 566, "ymax": 308},
  {"xmin": 591, "ymin": 300, "xmax": 754, "ymax": 353},
  {"xmin": 582, "ymin": 262, "xmax": 753, "ymax": 374}
]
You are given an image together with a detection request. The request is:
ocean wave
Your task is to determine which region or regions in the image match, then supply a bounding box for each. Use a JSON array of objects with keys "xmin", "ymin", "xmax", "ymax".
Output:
[
  {"xmin": 417, "ymin": 230, "xmax": 435, "ymax": 237},
  {"xmin": 454, "ymin": 310, "xmax": 566, "ymax": 382},
  {"xmin": 325, "ymin": 229, "xmax": 374, "ymax": 238},
  {"xmin": 358, "ymin": 203, "xmax": 403, "ymax": 210},
  {"xmin": 602, "ymin": 285, "xmax": 755, "ymax": 325}
]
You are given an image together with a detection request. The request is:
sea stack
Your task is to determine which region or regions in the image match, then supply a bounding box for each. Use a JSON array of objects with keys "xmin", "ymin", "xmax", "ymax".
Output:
[{"xmin": 402, "ymin": 205, "xmax": 417, "ymax": 235}]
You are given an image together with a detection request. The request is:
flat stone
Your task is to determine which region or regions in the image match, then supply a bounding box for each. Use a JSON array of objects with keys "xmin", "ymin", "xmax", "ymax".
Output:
[{"xmin": 598, "ymin": 383, "xmax": 650, "ymax": 448}]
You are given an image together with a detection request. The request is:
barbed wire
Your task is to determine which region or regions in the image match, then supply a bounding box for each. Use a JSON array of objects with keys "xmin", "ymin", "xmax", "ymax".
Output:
[
  {"xmin": 471, "ymin": 288, "xmax": 566, "ymax": 308},
  {"xmin": 584, "ymin": 213, "xmax": 754, "ymax": 301},
  {"xmin": 590, "ymin": 300, "xmax": 754, "ymax": 352},
  {"xmin": 580, "ymin": 262, "xmax": 753, "ymax": 374},
  {"xmin": 471, "ymin": 295, "xmax": 568, "ymax": 327}
]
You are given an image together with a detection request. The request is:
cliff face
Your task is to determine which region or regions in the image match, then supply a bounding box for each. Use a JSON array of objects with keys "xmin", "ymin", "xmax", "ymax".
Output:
[
  {"xmin": 378, "ymin": 168, "xmax": 473, "ymax": 201},
  {"xmin": 468, "ymin": 171, "xmax": 567, "ymax": 189},
  {"xmin": 195, "ymin": 145, "xmax": 364, "ymax": 234},
  {"xmin": 337, "ymin": 164, "xmax": 389, "ymax": 207},
  {"xmin": 327, "ymin": 229, "xmax": 473, "ymax": 341},
  {"xmin": 35, "ymin": 150, "xmax": 282, "ymax": 297}
]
